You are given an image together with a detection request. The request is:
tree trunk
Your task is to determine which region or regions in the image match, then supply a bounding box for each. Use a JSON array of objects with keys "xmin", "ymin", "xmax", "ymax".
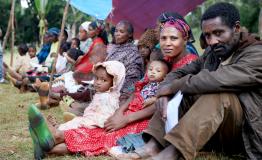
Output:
[
  {"xmin": 71, "ymin": 22, "xmax": 76, "ymax": 38},
  {"xmin": 49, "ymin": 0, "xmax": 70, "ymax": 85},
  {"xmin": 2, "ymin": 2, "xmax": 13, "ymax": 54},
  {"xmin": 10, "ymin": 0, "xmax": 16, "ymax": 66}
]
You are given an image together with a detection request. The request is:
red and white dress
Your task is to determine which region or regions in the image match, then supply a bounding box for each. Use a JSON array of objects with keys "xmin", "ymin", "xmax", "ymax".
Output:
[{"xmin": 63, "ymin": 53, "xmax": 198, "ymax": 156}]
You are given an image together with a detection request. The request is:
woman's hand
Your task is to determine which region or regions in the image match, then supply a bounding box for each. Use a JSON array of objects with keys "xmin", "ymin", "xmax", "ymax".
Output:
[
  {"xmin": 104, "ymin": 112, "xmax": 129, "ymax": 133},
  {"xmin": 155, "ymin": 96, "xmax": 169, "ymax": 121}
]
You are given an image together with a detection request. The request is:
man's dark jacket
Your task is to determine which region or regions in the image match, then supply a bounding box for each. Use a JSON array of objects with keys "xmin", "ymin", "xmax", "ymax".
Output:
[{"xmin": 160, "ymin": 32, "xmax": 262, "ymax": 159}]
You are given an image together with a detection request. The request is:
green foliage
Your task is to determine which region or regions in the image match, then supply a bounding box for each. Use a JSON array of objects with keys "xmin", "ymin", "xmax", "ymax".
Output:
[
  {"xmin": 0, "ymin": 0, "xmax": 91, "ymax": 47},
  {"xmin": 186, "ymin": 0, "xmax": 261, "ymax": 33}
]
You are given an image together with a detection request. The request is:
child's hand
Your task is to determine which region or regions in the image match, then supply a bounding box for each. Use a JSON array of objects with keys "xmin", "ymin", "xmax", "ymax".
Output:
[
  {"xmin": 143, "ymin": 97, "xmax": 157, "ymax": 108},
  {"xmin": 75, "ymin": 55, "xmax": 83, "ymax": 64}
]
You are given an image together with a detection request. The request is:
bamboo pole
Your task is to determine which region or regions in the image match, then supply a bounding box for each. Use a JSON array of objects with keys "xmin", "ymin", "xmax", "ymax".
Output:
[
  {"xmin": 10, "ymin": 0, "xmax": 15, "ymax": 66},
  {"xmin": 49, "ymin": 0, "xmax": 70, "ymax": 86},
  {"xmin": 2, "ymin": 0, "xmax": 15, "ymax": 54}
]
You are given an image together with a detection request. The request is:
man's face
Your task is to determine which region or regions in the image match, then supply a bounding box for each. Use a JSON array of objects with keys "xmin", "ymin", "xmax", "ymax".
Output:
[{"xmin": 201, "ymin": 17, "xmax": 239, "ymax": 59}]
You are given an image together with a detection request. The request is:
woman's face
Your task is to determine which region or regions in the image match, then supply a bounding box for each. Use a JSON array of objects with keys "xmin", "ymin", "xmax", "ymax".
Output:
[
  {"xmin": 114, "ymin": 23, "xmax": 131, "ymax": 44},
  {"xmin": 88, "ymin": 25, "xmax": 98, "ymax": 39},
  {"xmin": 78, "ymin": 27, "xmax": 88, "ymax": 41},
  {"xmin": 160, "ymin": 27, "xmax": 186, "ymax": 58}
]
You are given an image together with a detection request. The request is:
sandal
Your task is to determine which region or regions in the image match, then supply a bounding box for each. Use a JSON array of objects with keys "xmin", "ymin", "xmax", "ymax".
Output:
[
  {"xmin": 29, "ymin": 125, "xmax": 45, "ymax": 159},
  {"xmin": 28, "ymin": 104, "xmax": 55, "ymax": 152},
  {"xmin": 37, "ymin": 83, "xmax": 50, "ymax": 110}
]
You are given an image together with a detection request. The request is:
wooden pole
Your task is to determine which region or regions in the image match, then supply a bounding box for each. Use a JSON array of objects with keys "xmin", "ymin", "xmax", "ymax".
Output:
[
  {"xmin": 49, "ymin": 0, "xmax": 70, "ymax": 85},
  {"xmin": 2, "ymin": 0, "xmax": 15, "ymax": 54},
  {"xmin": 10, "ymin": 0, "xmax": 15, "ymax": 66},
  {"xmin": 259, "ymin": 4, "xmax": 262, "ymax": 38}
]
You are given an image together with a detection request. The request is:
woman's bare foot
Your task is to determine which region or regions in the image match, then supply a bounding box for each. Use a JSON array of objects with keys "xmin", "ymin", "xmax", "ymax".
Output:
[
  {"xmin": 148, "ymin": 145, "xmax": 182, "ymax": 160},
  {"xmin": 117, "ymin": 138, "xmax": 161, "ymax": 159}
]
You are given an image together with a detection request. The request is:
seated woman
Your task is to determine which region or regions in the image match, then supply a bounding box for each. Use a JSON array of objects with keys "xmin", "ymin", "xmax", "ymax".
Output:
[
  {"xmin": 27, "ymin": 16, "xmax": 198, "ymax": 158},
  {"xmin": 156, "ymin": 11, "xmax": 199, "ymax": 56},
  {"xmin": 106, "ymin": 20, "xmax": 144, "ymax": 103},
  {"xmin": 36, "ymin": 20, "xmax": 108, "ymax": 109}
]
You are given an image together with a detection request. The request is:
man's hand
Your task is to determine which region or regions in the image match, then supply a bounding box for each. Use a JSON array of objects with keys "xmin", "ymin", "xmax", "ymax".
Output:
[
  {"xmin": 157, "ymin": 79, "xmax": 185, "ymax": 98},
  {"xmin": 143, "ymin": 97, "xmax": 157, "ymax": 108},
  {"xmin": 155, "ymin": 96, "xmax": 169, "ymax": 121},
  {"xmin": 104, "ymin": 111, "xmax": 129, "ymax": 133},
  {"xmin": 156, "ymin": 83, "xmax": 175, "ymax": 98}
]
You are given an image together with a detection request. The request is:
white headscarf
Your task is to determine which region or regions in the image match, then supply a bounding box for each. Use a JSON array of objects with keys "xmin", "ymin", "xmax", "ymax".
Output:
[
  {"xmin": 80, "ymin": 21, "xmax": 91, "ymax": 32},
  {"xmin": 93, "ymin": 61, "xmax": 126, "ymax": 93}
]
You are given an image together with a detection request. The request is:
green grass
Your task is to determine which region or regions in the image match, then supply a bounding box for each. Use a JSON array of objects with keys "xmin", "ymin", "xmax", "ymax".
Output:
[{"xmin": 0, "ymin": 83, "xmax": 112, "ymax": 160}]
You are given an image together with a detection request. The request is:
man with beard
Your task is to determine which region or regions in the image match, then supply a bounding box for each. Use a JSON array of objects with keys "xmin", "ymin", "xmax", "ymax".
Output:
[{"xmin": 124, "ymin": 2, "xmax": 262, "ymax": 160}]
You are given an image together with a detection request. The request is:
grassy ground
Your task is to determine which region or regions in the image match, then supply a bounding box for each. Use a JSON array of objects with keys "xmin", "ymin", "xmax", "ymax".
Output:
[{"xmin": 0, "ymin": 83, "xmax": 114, "ymax": 160}]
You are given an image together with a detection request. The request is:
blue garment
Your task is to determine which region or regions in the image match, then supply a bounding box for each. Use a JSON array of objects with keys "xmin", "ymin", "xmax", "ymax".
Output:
[
  {"xmin": 116, "ymin": 133, "xmax": 145, "ymax": 153},
  {"xmin": 186, "ymin": 42, "xmax": 198, "ymax": 56},
  {"xmin": 0, "ymin": 43, "xmax": 3, "ymax": 80},
  {"xmin": 47, "ymin": 27, "xmax": 60, "ymax": 36},
  {"xmin": 37, "ymin": 43, "xmax": 51, "ymax": 64}
]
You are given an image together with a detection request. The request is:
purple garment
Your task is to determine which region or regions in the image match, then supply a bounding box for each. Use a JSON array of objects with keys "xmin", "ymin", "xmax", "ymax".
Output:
[{"xmin": 106, "ymin": 42, "xmax": 144, "ymax": 97}]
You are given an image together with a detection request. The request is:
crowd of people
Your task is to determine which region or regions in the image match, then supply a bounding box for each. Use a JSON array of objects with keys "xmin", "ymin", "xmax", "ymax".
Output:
[{"xmin": 0, "ymin": 2, "xmax": 261, "ymax": 160}]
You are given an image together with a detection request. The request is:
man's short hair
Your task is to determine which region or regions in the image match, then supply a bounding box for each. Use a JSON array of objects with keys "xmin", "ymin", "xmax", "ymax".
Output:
[{"xmin": 201, "ymin": 2, "xmax": 240, "ymax": 28}]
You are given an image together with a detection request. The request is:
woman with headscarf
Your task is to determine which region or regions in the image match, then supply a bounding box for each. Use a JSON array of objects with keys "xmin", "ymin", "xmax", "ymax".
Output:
[
  {"xmin": 78, "ymin": 21, "xmax": 92, "ymax": 53},
  {"xmin": 156, "ymin": 11, "xmax": 199, "ymax": 56},
  {"xmin": 36, "ymin": 20, "xmax": 108, "ymax": 109}
]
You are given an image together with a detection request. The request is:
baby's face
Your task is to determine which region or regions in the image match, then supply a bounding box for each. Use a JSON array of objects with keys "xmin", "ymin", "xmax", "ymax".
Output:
[
  {"xmin": 94, "ymin": 67, "xmax": 113, "ymax": 92},
  {"xmin": 147, "ymin": 61, "xmax": 168, "ymax": 82}
]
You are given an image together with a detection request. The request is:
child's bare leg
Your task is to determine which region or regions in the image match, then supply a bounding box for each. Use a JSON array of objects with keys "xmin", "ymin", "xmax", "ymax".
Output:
[
  {"xmin": 47, "ymin": 115, "xmax": 59, "ymax": 128},
  {"xmin": 46, "ymin": 120, "xmax": 65, "ymax": 145},
  {"xmin": 4, "ymin": 63, "xmax": 23, "ymax": 80}
]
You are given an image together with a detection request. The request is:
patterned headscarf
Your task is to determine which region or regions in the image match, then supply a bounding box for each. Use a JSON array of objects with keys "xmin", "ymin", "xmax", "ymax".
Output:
[
  {"xmin": 89, "ymin": 20, "xmax": 105, "ymax": 34},
  {"xmin": 161, "ymin": 18, "xmax": 191, "ymax": 40}
]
